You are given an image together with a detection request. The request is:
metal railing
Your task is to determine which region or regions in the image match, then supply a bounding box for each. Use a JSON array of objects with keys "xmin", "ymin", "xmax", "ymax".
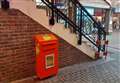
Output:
[{"xmin": 41, "ymin": 0, "xmax": 107, "ymax": 55}]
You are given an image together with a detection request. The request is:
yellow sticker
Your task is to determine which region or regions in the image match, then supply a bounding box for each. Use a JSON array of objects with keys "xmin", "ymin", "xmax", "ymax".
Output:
[{"xmin": 43, "ymin": 34, "xmax": 52, "ymax": 41}]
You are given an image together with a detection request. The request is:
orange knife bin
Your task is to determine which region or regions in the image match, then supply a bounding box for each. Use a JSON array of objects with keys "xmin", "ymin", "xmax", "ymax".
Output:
[{"xmin": 34, "ymin": 34, "xmax": 59, "ymax": 79}]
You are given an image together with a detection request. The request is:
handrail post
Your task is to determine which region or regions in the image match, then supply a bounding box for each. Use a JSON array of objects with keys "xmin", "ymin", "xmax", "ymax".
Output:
[
  {"xmin": 51, "ymin": 0, "xmax": 54, "ymax": 18},
  {"xmin": 78, "ymin": 8, "xmax": 82, "ymax": 45},
  {"xmin": 49, "ymin": 0, "xmax": 55, "ymax": 25},
  {"xmin": 73, "ymin": 3, "xmax": 77, "ymax": 33},
  {"xmin": 51, "ymin": 0, "xmax": 54, "ymax": 17},
  {"xmin": 97, "ymin": 28, "xmax": 101, "ymax": 53},
  {"xmin": 103, "ymin": 31, "xmax": 106, "ymax": 51}
]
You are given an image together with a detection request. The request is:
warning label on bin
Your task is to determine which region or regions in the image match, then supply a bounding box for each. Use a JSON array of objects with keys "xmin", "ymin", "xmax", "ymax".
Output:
[
  {"xmin": 45, "ymin": 54, "xmax": 54, "ymax": 69},
  {"xmin": 43, "ymin": 35, "xmax": 52, "ymax": 41}
]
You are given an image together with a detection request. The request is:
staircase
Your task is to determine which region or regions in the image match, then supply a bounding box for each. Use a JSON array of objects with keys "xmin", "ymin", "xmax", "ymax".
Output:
[{"xmin": 10, "ymin": 0, "xmax": 107, "ymax": 59}]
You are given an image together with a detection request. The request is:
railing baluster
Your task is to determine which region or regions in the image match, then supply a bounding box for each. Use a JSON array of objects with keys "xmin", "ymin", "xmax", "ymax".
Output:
[{"xmin": 78, "ymin": 8, "xmax": 82, "ymax": 45}]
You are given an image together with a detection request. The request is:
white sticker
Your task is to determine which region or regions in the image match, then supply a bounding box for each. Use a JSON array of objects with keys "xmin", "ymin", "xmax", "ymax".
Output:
[{"xmin": 45, "ymin": 53, "xmax": 54, "ymax": 69}]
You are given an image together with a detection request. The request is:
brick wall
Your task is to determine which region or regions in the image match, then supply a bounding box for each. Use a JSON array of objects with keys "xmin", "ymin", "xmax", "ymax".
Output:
[{"xmin": 0, "ymin": 9, "xmax": 91, "ymax": 82}]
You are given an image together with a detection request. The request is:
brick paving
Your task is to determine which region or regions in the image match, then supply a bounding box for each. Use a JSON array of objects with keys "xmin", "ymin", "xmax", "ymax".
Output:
[
  {"xmin": 12, "ymin": 51, "xmax": 120, "ymax": 83},
  {"xmin": 36, "ymin": 54, "xmax": 120, "ymax": 83}
]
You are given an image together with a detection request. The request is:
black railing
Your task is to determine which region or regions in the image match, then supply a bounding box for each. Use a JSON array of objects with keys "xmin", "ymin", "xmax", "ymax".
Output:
[{"xmin": 41, "ymin": 0, "xmax": 107, "ymax": 55}]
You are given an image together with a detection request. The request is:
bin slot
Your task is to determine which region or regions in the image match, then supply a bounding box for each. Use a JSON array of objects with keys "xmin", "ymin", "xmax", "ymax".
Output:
[
  {"xmin": 42, "ymin": 42, "xmax": 57, "ymax": 46},
  {"xmin": 43, "ymin": 45, "xmax": 57, "ymax": 51},
  {"xmin": 42, "ymin": 44, "xmax": 57, "ymax": 47},
  {"xmin": 43, "ymin": 48, "xmax": 56, "ymax": 51}
]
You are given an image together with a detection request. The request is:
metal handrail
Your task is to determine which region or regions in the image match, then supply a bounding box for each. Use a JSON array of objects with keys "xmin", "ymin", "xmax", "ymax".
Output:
[
  {"xmin": 41, "ymin": 0, "xmax": 106, "ymax": 52},
  {"xmin": 41, "ymin": 0, "xmax": 97, "ymax": 45}
]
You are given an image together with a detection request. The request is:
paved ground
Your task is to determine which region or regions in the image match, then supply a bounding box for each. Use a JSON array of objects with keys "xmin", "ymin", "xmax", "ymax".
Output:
[{"xmin": 12, "ymin": 31, "xmax": 120, "ymax": 83}]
